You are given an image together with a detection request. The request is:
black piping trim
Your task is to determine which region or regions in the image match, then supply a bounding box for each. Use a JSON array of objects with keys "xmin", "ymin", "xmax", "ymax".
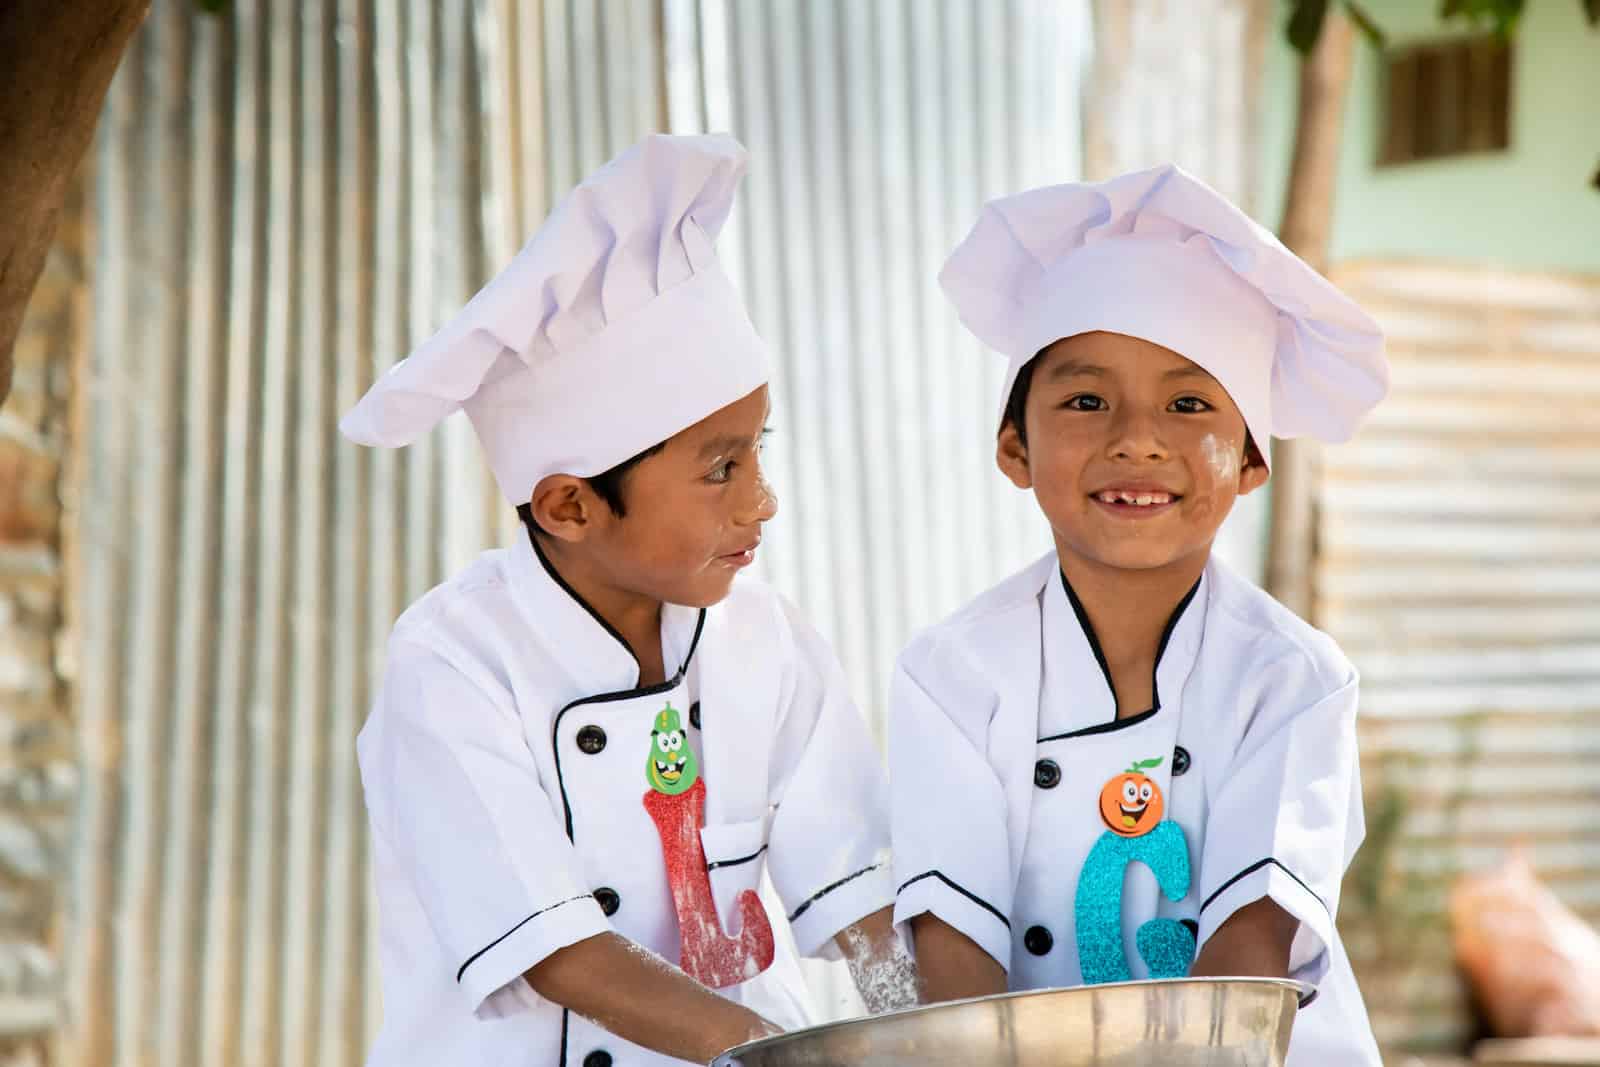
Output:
[
  {"xmin": 1039, "ymin": 706, "xmax": 1157, "ymax": 743},
  {"xmin": 707, "ymin": 843, "xmax": 768, "ymax": 872},
  {"xmin": 559, "ymin": 1009, "xmax": 569, "ymax": 1066},
  {"xmin": 1298, "ymin": 987, "xmax": 1319, "ymax": 1010},
  {"xmin": 788, "ymin": 863, "xmax": 883, "ymax": 923},
  {"xmin": 552, "ymin": 611, "xmax": 708, "ymax": 840},
  {"xmin": 895, "ymin": 870, "xmax": 1011, "ymax": 930},
  {"xmin": 1043, "ymin": 571, "xmax": 1200, "ymax": 741},
  {"xmin": 455, "ymin": 893, "xmax": 595, "ymax": 982},
  {"xmin": 1198, "ymin": 857, "xmax": 1329, "ymax": 918}
]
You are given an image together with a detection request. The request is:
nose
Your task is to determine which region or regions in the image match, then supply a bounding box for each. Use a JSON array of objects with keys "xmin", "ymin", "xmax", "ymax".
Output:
[
  {"xmin": 735, "ymin": 462, "xmax": 778, "ymax": 525},
  {"xmin": 1107, "ymin": 407, "xmax": 1169, "ymax": 462}
]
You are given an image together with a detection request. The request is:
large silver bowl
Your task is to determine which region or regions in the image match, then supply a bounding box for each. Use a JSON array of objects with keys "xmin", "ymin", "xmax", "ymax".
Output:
[{"xmin": 713, "ymin": 978, "xmax": 1307, "ymax": 1066}]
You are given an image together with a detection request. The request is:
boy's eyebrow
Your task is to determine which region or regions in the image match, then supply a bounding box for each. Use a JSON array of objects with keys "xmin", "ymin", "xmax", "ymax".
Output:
[
  {"xmin": 696, "ymin": 427, "xmax": 770, "ymax": 460},
  {"xmin": 1043, "ymin": 359, "xmax": 1108, "ymax": 381},
  {"xmin": 1162, "ymin": 365, "xmax": 1215, "ymax": 382}
]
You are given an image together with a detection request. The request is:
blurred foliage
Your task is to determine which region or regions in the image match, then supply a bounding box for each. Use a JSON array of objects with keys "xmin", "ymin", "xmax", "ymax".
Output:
[{"xmin": 1286, "ymin": 0, "xmax": 1598, "ymax": 54}]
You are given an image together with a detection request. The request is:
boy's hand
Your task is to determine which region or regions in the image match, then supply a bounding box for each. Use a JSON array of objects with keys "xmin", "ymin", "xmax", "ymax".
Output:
[
  {"xmin": 909, "ymin": 913, "xmax": 1007, "ymax": 1005},
  {"xmin": 834, "ymin": 905, "xmax": 921, "ymax": 1014},
  {"xmin": 525, "ymin": 932, "xmax": 779, "ymax": 1063},
  {"xmin": 1188, "ymin": 896, "xmax": 1299, "ymax": 979}
]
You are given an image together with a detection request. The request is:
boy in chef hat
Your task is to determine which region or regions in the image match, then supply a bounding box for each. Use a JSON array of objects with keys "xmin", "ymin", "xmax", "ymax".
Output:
[
  {"xmin": 888, "ymin": 164, "xmax": 1388, "ymax": 1065},
  {"xmin": 343, "ymin": 133, "xmax": 911, "ymax": 1067}
]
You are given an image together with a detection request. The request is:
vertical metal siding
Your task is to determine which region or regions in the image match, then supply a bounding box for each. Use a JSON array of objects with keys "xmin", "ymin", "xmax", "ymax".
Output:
[
  {"xmin": 1319, "ymin": 261, "xmax": 1600, "ymax": 1053},
  {"xmin": 68, "ymin": 2, "xmax": 505, "ymax": 1064}
]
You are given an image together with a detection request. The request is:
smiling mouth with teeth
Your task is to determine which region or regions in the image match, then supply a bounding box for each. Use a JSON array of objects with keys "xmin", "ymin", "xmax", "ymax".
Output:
[
  {"xmin": 654, "ymin": 758, "xmax": 688, "ymax": 781},
  {"xmin": 1094, "ymin": 490, "xmax": 1178, "ymax": 507}
]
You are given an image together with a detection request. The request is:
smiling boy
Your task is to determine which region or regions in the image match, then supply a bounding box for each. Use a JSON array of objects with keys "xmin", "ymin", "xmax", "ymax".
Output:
[{"xmin": 889, "ymin": 165, "xmax": 1390, "ymax": 1064}]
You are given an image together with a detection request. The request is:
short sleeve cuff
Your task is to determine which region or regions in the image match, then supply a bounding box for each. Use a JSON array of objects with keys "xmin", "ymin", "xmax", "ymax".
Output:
[
  {"xmin": 785, "ymin": 862, "xmax": 895, "ymax": 959},
  {"xmin": 458, "ymin": 893, "xmax": 611, "ymax": 1017},
  {"xmin": 1197, "ymin": 860, "xmax": 1333, "ymax": 988},
  {"xmin": 893, "ymin": 870, "xmax": 1012, "ymax": 973}
]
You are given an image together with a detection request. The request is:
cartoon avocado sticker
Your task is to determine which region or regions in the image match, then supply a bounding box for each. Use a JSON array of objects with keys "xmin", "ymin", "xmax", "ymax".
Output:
[
  {"xmin": 1098, "ymin": 757, "xmax": 1165, "ymax": 838},
  {"xmin": 645, "ymin": 702, "xmax": 699, "ymax": 796}
]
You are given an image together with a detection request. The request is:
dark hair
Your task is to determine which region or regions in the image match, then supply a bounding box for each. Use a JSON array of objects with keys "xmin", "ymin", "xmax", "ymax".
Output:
[
  {"xmin": 1000, "ymin": 355, "xmax": 1042, "ymax": 447},
  {"xmin": 999, "ymin": 350, "xmax": 1263, "ymax": 464},
  {"xmin": 516, "ymin": 441, "xmax": 666, "ymax": 538}
]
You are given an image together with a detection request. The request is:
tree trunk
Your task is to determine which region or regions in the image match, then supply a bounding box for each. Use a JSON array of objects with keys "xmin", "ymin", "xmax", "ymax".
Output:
[
  {"xmin": 1264, "ymin": 6, "xmax": 1356, "ymax": 619},
  {"xmin": 0, "ymin": 0, "xmax": 151, "ymax": 407}
]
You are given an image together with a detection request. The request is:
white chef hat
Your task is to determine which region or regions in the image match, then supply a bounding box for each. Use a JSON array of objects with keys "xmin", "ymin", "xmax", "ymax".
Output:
[
  {"xmin": 339, "ymin": 132, "xmax": 771, "ymax": 504},
  {"xmin": 939, "ymin": 164, "xmax": 1388, "ymax": 468}
]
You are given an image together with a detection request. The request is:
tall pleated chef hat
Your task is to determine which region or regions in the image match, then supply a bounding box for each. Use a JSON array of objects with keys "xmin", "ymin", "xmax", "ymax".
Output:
[
  {"xmin": 339, "ymin": 132, "xmax": 771, "ymax": 504},
  {"xmin": 938, "ymin": 163, "xmax": 1388, "ymax": 469}
]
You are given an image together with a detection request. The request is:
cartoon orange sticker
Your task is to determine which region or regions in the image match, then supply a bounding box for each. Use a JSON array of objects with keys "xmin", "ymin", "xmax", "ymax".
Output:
[{"xmin": 1098, "ymin": 757, "xmax": 1165, "ymax": 838}]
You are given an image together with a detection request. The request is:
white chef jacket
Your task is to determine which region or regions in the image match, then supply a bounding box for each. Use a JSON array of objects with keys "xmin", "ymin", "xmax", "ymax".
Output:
[
  {"xmin": 358, "ymin": 532, "xmax": 892, "ymax": 1066},
  {"xmin": 889, "ymin": 551, "xmax": 1382, "ymax": 1066}
]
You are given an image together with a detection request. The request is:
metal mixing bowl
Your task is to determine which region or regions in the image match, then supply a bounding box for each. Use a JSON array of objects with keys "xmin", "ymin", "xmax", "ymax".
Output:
[{"xmin": 712, "ymin": 978, "xmax": 1308, "ymax": 1066}]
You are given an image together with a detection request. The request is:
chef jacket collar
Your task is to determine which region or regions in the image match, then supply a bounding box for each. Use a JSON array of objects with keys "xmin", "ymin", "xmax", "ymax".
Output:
[
  {"xmin": 1040, "ymin": 563, "xmax": 1209, "ymax": 739},
  {"xmin": 508, "ymin": 529, "xmax": 705, "ymax": 698}
]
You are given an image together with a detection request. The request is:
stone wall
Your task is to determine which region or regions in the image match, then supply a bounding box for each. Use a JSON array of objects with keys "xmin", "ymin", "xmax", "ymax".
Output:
[{"xmin": 0, "ymin": 174, "xmax": 83, "ymax": 1063}]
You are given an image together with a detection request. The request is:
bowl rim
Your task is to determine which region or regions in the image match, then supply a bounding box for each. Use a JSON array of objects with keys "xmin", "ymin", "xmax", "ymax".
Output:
[{"xmin": 715, "ymin": 976, "xmax": 1312, "ymax": 1062}]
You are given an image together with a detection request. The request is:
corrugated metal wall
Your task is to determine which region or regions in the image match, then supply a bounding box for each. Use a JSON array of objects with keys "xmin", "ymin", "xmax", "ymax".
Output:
[
  {"xmin": 68, "ymin": 2, "xmax": 503, "ymax": 1064},
  {"xmin": 1319, "ymin": 261, "xmax": 1600, "ymax": 1052}
]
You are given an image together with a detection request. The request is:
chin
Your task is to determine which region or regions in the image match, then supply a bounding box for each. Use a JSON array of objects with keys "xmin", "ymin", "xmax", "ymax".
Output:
[{"xmin": 671, "ymin": 572, "xmax": 738, "ymax": 609}]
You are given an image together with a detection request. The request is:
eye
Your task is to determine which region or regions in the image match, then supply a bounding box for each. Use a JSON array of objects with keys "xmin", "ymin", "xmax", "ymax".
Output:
[
  {"xmin": 705, "ymin": 460, "xmax": 736, "ymax": 484},
  {"xmin": 1169, "ymin": 396, "xmax": 1213, "ymax": 414},
  {"xmin": 1139, "ymin": 783, "xmax": 1154, "ymax": 802},
  {"xmin": 1122, "ymin": 781, "xmax": 1138, "ymax": 804},
  {"xmin": 656, "ymin": 735, "xmax": 670, "ymax": 754},
  {"xmin": 1064, "ymin": 394, "xmax": 1106, "ymax": 412},
  {"xmin": 671, "ymin": 734, "xmax": 683, "ymax": 752}
]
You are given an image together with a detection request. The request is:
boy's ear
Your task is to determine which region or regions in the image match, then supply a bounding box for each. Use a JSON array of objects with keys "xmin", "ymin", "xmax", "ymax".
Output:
[
  {"xmin": 1235, "ymin": 438, "xmax": 1270, "ymax": 497},
  {"xmin": 530, "ymin": 474, "xmax": 602, "ymax": 542},
  {"xmin": 996, "ymin": 422, "xmax": 1033, "ymax": 490}
]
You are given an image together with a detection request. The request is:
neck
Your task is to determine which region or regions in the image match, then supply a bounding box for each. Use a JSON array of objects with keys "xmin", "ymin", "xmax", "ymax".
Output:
[
  {"xmin": 534, "ymin": 535, "xmax": 668, "ymax": 686},
  {"xmin": 1057, "ymin": 546, "xmax": 1209, "ymax": 716}
]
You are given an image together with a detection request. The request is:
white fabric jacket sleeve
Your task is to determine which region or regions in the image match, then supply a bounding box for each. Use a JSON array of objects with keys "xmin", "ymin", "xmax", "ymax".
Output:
[
  {"xmin": 887, "ymin": 642, "xmax": 1014, "ymax": 972},
  {"xmin": 361, "ymin": 640, "xmax": 610, "ymax": 1016},
  {"xmin": 763, "ymin": 601, "xmax": 894, "ymax": 958},
  {"xmin": 1195, "ymin": 653, "xmax": 1364, "ymax": 989}
]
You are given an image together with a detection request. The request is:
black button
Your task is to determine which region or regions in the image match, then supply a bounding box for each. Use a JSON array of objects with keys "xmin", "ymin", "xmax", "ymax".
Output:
[
  {"xmin": 1172, "ymin": 745, "xmax": 1191, "ymax": 776},
  {"xmin": 1034, "ymin": 759, "xmax": 1061, "ymax": 789},
  {"xmin": 594, "ymin": 887, "xmax": 620, "ymax": 917},
  {"xmin": 575, "ymin": 725, "xmax": 607, "ymax": 754},
  {"xmin": 1024, "ymin": 925, "xmax": 1054, "ymax": 955},
  {"xmin": 583, "ymin": 1053, "xmax": 612, "ymax": 1067},
  {"xmin": 689, "ymin": 701, "xmax": 701, "ymax": 730}
]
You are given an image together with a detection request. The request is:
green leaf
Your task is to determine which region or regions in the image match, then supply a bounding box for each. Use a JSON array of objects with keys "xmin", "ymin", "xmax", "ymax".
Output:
[
  {"xmin": 1342, "ymin": 1, "xmax": 1387, "ymax": 48},
  {"xmin": 1132, "ymin": 757, "xmax": 1165, "ymax": 772},
  {"xmin": 1286, "ymin": 0, "xmax": 1331, "ymax": 55}
]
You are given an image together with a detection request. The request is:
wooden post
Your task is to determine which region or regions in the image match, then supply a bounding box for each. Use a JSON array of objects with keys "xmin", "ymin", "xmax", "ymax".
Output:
[
  {"xmin": 0, "ymin": 0, "xmax": 151, "ymax": 406},
  {"xmin": 1264, "ymin": 6, "xmax": 1357, "ymax": 619}
]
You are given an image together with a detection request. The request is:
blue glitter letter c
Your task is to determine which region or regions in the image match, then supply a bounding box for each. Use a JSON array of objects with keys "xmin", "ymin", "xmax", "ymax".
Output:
[{"xmin": 1073, "ymin": 819, "xmax": 1195, "ymax": 984}]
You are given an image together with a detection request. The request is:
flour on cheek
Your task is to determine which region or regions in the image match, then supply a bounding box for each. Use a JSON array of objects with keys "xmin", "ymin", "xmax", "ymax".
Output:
[{"xmin": 1200, "ymin": 433, "xmax": 1240, "ymax": 486}]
